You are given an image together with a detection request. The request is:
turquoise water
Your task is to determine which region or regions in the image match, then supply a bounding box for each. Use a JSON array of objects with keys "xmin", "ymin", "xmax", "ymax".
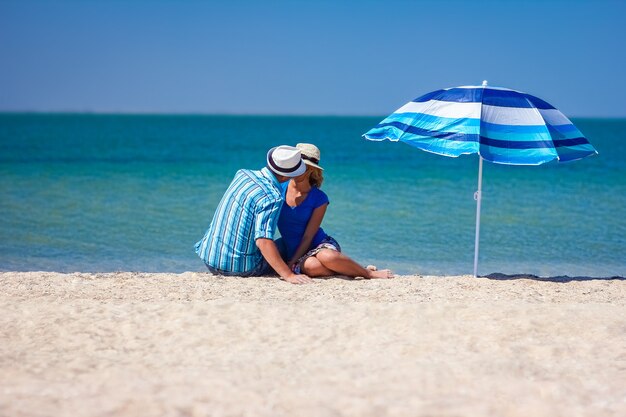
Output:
[{"xmin": 0, "ymin": 114, "xmax": 624, "ymax": 277}]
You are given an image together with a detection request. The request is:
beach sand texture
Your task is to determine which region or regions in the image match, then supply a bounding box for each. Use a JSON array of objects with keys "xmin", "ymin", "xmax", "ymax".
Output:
[{"xmin": 1, "ymin": 272, "xmax": 625, "ymax": 417}]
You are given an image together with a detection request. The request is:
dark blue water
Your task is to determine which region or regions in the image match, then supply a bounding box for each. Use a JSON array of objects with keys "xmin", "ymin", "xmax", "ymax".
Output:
[{"xmin": 0, "ymin": 114, "xmax": 624, "ymax": 276}]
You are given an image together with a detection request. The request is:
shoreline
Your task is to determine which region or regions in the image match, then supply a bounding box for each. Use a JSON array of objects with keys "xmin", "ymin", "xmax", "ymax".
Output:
[
  {"xmin": 2, "ymin": 272, "xmax": 625, "ymax": 416},
  {"xmin": 1, "ymin": 271, "xmax": 623, "ymax": 302}
]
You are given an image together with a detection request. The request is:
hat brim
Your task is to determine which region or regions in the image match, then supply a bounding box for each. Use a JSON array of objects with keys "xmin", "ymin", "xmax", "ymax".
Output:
[{"xmin": 302, "ymin": 159, "xmax": 324, "ymax": 171}]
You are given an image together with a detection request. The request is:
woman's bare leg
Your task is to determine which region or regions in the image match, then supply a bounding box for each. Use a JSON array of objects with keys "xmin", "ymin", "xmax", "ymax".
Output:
[
  {"xmin": 301, "ymin": 256, "xmax": 334, "ymax": 277},
  {"xmin": 315, "ymin": 249, "xmax": 393, "ymax": 279}
]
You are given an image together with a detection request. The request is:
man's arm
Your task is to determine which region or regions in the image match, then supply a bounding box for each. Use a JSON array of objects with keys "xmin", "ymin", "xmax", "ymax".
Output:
[{"xmin": 256, "ymin": 238, "xmax": 313, "ymax": 284}]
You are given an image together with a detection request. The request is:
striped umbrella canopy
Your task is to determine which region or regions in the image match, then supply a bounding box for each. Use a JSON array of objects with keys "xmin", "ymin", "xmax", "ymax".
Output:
[{"xmin": 363, "ymin": 81, "xmax": 597, "ymax": 276}]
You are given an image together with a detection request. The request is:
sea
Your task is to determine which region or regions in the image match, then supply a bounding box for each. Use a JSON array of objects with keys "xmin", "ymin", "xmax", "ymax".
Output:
[{"xmin": 1, "ymin": 113, "xmax": 624, "ymax": 277}]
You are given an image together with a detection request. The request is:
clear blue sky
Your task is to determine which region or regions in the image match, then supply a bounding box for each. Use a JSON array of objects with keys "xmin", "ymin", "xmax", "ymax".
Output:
[{"xmin": 1, "ymin": 0, "xmax": 625, "ymax": 117}]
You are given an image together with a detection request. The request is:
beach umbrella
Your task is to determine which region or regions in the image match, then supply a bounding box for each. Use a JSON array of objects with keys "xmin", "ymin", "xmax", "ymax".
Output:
[{"xmin": 363, "ymin": 81, "xmax": 597, "ymax": 277}]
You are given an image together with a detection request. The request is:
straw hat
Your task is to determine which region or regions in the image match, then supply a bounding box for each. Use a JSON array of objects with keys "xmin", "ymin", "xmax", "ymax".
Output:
[
  {"xmin": 266, "ymin": 145, "xmax": 306, "ymax": 177},
  {"xmin": 296, "ymin": 143, "xmax": 324, "ymax": 170}
]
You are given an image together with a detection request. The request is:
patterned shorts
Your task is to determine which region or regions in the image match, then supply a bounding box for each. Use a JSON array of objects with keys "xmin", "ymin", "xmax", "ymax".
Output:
[{"xmin": 292, "ymin": 236, "xmax": 341, "ymax": 274}]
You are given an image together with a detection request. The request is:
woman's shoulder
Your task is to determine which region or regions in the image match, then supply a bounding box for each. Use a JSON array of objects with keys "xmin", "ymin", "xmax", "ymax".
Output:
[{"xmin": 310, "ymin": 186, "xmax": 329, "ymax": 204}]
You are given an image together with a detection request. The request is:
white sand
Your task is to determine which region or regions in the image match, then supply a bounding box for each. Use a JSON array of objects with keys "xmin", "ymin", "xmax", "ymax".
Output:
[{"xmin": 1, "ymin": 271, "xmax": 625, "ymax": 417}]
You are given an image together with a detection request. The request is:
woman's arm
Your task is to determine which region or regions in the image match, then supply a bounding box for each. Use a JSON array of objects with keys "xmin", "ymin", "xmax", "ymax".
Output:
[{"xmin": 288, "ymin": 204, "xmax": 328, "ymax": 267}]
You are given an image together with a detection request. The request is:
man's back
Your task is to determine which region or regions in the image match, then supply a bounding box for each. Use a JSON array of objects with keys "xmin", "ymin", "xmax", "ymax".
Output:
[{"xmin": 195, "ymin": 168, "xmax": 283, "ymax": 274}]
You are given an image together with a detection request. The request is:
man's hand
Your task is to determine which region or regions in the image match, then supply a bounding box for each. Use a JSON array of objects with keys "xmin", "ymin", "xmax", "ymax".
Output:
[
  {"xmin": 282, "ymin": 273, "xmax": 313, "ymax": 285},
  {"xmin": 256, "ymin": 238, "xmax": 313, "ymax": 284}
]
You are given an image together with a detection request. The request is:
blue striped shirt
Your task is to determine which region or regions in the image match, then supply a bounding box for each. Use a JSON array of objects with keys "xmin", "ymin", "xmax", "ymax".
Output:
[{"xmin": 195, "ymin": 167, "xmax": 284, "ymax": 274}]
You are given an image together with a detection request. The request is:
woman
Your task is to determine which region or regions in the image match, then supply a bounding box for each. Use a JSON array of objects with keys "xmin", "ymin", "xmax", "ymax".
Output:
[{"xmin": 277, "ymin": 143, "xmax": 393, "ymax": 279}]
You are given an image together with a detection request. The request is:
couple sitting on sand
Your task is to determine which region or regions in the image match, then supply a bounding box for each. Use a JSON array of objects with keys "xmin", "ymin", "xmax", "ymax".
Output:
[{"xmin": 195, "ymin": 144, "xmax": 393, "ymax": 284}]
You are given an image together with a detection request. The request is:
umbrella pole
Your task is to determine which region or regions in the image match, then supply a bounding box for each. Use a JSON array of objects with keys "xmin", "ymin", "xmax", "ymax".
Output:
[{"xmin": 473, "ymin": 156, "xmax": 484, "ymax": 277}]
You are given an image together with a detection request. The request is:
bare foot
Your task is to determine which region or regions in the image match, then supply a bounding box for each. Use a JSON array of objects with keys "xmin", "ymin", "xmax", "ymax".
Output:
[{"xmin": 367, "ymin": 269, "xmax": 394, "ymax": 279}]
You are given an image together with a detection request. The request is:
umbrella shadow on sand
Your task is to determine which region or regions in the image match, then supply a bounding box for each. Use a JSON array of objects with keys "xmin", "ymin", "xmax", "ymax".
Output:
[{"xmin": 481, "ymin": 273, "xmax": 625, "ymax": 283}]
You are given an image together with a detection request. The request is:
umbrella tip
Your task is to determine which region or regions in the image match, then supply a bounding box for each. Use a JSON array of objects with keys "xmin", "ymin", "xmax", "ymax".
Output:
[{"xmin": 482, "ymin": 80, "xmax": 488, "ymax": 87}]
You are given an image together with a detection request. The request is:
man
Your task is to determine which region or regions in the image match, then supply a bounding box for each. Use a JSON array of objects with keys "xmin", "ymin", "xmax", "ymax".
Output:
[{"xmin": 195, "ymin": 145, "xmax": 313, "ymax": 284}]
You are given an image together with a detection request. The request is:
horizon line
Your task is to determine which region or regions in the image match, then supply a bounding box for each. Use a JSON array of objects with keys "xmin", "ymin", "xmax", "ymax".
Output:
[{"xmin": 1, "ymin": 110, "xmax": 624, "ymax": 119}]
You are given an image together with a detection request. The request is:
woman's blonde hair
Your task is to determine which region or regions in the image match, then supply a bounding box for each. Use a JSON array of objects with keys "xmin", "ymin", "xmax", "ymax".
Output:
[{"xmin": 307, "ymin": 165, "xmax": 324, "ymax": 188}]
